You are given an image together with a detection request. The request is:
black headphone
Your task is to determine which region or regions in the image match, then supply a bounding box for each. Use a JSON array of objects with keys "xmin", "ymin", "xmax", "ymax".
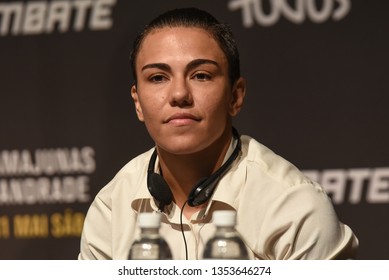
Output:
[{"xmin": 147, "ymin": 127, "xmax": 241, "ymax": 211}]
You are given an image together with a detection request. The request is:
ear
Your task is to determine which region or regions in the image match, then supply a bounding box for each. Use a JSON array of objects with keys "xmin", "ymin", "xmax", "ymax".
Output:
[
  {"xmin": 229, "ymin": 77, "xmax": 246, "ymax": 117},
  {"xmin": 131, "ymin": 84, "xmax": 145, "ymax": 122}
]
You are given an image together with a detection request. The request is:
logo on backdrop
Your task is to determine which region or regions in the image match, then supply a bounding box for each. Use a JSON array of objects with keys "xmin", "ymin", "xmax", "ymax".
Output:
[
  {"xmin": 0, "ymin": 146, "xmax": 96, "ymax": 240},
  {"xmin": 228, "ymin": 0, "xmax": 351, "ymax": 27},
  {"xmin": 304, "ymin": 167, "xmax": 389, "ymax": 205},
  {"xmin": 0, "ymin": 0, "xmax": 116, "ymax": 36}
]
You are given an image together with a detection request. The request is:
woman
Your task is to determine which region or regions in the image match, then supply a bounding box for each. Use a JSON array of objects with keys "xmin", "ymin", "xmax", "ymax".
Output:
[{"xmin": 79, "ymin": 7, "xmax": 358, "ymax": 260}]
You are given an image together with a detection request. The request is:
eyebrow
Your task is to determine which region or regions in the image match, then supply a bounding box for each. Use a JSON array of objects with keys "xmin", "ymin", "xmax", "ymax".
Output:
[
  {"xmin": 186, "ymin": 59, "xmax": 219, "ymax": 70},
  {"xmin": 141, "ymin": 63, "xmax": 171, "ymax": 72},
  {"xmin": 141, "ymin": 59, "xmax": 219, "ymax": 73}
]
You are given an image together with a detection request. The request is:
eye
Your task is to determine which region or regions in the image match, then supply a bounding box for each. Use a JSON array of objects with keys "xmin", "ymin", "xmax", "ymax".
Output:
[
  {"xmin": 192, "ymin": 72, "xmax": 211, "ymax": 81},
  {"xmin": 149, "ymin": 74, "xmax": 167, "ymax": 83}
]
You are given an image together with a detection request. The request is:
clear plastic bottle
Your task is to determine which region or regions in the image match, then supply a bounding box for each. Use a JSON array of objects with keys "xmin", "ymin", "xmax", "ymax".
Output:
[
  {"xmin": 128, "ymin": 212, "xmax": 172, "ymax": 260},
  {"xmin": 203, "ymin": 210, "xmax": 249, "ymax": 259}
]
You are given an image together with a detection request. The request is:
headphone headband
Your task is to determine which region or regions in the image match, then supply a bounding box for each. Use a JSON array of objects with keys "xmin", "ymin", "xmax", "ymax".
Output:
[{"xmin": 147, "ymin": 127, "xmax": 241, "ymax": 210}]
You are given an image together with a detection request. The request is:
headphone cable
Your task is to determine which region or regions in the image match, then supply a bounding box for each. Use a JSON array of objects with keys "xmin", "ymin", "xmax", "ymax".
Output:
[{"xmin": 180, "ymin": 200, "xmax": 189, "ymax": 260}]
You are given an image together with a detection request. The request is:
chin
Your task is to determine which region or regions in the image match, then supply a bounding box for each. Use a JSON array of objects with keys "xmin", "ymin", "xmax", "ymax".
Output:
[{"xmin": 158, "ymin": 138, "xmax": 209, "ymax": 155}]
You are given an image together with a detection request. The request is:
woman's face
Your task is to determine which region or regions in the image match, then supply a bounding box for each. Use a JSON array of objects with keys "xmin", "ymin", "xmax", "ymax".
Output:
[{"xmin": 131, "ymin": 27, "xmax": 244, "ymax": 155}]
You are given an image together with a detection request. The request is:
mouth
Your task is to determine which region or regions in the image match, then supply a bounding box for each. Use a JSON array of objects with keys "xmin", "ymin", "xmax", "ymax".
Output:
[{"xmin": 164, "ymin": 112, "xmax": 201, "ymax": 126}]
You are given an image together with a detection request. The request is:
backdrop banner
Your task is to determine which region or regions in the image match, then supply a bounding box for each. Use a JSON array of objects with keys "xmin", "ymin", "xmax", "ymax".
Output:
[{"xmin": 0, "ymin": 0, "xmax": 388, "ymax": 259}]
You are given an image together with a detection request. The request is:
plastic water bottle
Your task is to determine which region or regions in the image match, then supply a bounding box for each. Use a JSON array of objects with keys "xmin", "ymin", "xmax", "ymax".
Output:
[
  {"xmin": 128, "ymin": 212, "xmax": 172, "ymax": 260},
  {"xmin": 203, "ymin": 210, "xmax": 249, "ymax": 259}
]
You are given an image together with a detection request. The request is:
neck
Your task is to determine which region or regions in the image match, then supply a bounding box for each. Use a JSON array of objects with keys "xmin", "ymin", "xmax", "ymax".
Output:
[{"xmin": 156, "ymin": 128, "xmax": 233, "ymax": 216}]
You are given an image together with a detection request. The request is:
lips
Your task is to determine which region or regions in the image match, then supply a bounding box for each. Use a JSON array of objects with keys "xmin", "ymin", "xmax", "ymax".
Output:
[{"xmin": 165, "ymin": 112, "xmax": 201, "ymax": 125}]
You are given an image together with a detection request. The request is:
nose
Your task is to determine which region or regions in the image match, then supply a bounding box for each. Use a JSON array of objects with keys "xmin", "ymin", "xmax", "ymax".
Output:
[{"xmin": 169, "ymin": 77, "xmax": 193, "ymax": 107}]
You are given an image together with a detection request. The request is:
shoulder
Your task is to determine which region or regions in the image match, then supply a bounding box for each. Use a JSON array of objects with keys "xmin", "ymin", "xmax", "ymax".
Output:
[
  {"xmin": 237, "ymin": 136, "xmax": 358, "ymax": 259},
  {"xmin": 229, "ymin": 135, "xmax": 330, "ymax": 220},
  {"xmin": 92, "ymin": 148, "xmax": 154, "ymax": 209},
  {"xmin": 237, "ymin": 135, "xmax": 335, "ymax": 229},
  {"xmin": 241, "ymin": 135, "xmax": 314, "ymax": 189},
  {"xmin": 80, "ymin": 149, "xmax": 154, "ymax": 259}
]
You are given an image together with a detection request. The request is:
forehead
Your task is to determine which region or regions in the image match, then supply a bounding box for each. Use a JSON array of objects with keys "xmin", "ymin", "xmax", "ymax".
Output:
[{"xmin": 136, "ymin": 27, "xmax": 227, "ymax": 66}]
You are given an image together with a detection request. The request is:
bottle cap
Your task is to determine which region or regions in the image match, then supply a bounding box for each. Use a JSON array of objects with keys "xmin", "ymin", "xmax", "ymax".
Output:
[
  {"xmin": 212, "ymin": 210, "xmax": 237, "ymax": 226},
  {"xmin": 138, "ymin": 212, "xmax": 161, "ymax": 228}
]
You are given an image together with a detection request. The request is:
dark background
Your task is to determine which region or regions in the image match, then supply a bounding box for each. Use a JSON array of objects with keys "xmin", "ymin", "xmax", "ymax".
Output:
[{"xmin": 1, "ymin": 0, "xmax": 388, "ymax": 259}]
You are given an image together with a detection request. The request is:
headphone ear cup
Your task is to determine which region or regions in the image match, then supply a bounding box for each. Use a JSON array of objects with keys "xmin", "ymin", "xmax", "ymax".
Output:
[
  {"xmin": 187, "ymin": 177, "xmax": 208, "ymax": 207},
  {"xmin": 187, "ymin": 127, "xmax": 241, "ymax": 207},
  {"xmin": 146, "ymin": 127, "xmax": 241, "ymax": 210},
  {"xmin": 147, "ymin": 172, "xmax": 173, "ymax": 210}
]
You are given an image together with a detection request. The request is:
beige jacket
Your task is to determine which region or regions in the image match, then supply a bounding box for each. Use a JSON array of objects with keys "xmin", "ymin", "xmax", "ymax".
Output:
[{"xmin": 79, "ymin": 135, "xmax": 358, "ymax": 260}]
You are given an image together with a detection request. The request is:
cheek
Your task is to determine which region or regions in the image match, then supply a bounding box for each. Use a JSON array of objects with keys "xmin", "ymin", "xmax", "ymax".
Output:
[
  {"xmin": 137, "ymin": 94, "xmax": 164, "ymax": 119},
  {"xmin": 198, "ymin": 89, "xmax": 232, "ymax": 117}
]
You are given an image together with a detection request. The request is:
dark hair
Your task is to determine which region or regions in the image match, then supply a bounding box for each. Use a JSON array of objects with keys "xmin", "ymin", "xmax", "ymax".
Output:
[{"xmin": 130, "ymin": 7, "xmax": 241, "ymax": 86}]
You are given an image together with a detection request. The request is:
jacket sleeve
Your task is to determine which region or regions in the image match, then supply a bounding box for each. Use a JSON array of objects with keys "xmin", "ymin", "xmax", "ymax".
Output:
[
  {"xmin": 78, "ymin": 194, "xmax": 113, "ymax": 260},
  {"xmin": 255, "ymin": 183, "xmax": 359, "ymax": 260}
]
